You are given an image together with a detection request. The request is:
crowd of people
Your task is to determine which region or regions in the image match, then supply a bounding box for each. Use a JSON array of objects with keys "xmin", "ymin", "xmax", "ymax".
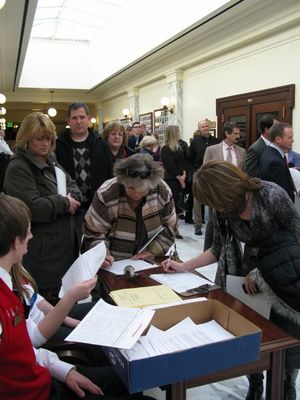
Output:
[{"xmin": 1, "ymin": 105, "xmax": 300, "ymax": 400}]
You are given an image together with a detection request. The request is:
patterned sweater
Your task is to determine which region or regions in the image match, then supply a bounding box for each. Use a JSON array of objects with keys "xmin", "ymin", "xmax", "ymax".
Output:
[{"xmin": 83, "ymin": 177, "xmax": 176, "ymax": 259}]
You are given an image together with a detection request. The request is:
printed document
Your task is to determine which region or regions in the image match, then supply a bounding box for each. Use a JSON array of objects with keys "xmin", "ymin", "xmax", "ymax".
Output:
[
  {"xmin": 226, "ymin": 275, "xmax": 272, "ymax": 319},
  {"xmin": 110, "ymin": 284, "xmax": 182, "ymax": 308},
  {"xmin": 195, "ymin": 262, "xmax": 218, "ymax": 283},
  {"xmin": 122, "ymin": 317, "xmax": 234, "ymax": 360},
  {"xmin": 104, "ymin": 259, "xmax": 157, "ymax": 275},
  {"xmin": 59, "ymin": 241, "xmax": 106, "ymax": 297},
  {"xmin": 150, "ymin": 271, "xmax": 213, "ymax": 293},
  {"xmin": 66, "ymin": 299, "xmax": 155, "ymax": 349}
]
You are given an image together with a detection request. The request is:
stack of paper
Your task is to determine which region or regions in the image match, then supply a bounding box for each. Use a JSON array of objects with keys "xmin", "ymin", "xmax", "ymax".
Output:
[
  {"xmin": 66, "ymin": 299, "xmax": 155, "ymax": 349},
  {"xmin": 110, "ymin": 285, "xmax": 182, "ymax": 308},
  {"xmin": 121, "ymin": 316, "xmax": 234, "ymax": 361}
]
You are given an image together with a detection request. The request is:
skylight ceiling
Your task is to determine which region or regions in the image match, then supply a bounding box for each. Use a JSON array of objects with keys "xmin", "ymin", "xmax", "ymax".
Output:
[{"xmin": 19, "ymin": 0, "xmax": 230, "ymax": 90}]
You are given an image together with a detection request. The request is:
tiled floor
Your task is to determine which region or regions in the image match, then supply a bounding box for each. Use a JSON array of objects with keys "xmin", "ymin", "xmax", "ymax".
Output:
[{"xmin": 144, "ymin": 220, "xmax": 300, "ymax": 399}]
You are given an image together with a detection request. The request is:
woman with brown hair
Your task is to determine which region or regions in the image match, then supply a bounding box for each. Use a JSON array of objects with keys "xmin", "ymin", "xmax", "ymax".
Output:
[
  {"xmin": 161, "ymin": 160, "xmax": 300, "ymax": 400},
  {"xmin": 102, "ymin": 121, "xmax": 135, "ymax": 164}
]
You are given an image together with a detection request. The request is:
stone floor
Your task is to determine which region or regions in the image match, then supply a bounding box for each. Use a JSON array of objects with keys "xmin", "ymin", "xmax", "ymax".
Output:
[{"xmin": 144, "ymin": 219, "xmax": 300, "ymax": 399}]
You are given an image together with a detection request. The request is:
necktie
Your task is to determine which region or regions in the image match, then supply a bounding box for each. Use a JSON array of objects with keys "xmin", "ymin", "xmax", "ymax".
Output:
[{"xmin": 226, "ymin": 146, "xmax": 232, "ymax": 163}]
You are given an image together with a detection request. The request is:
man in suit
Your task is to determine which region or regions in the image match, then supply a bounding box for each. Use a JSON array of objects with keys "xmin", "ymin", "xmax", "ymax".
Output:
[
  {"xmin": 188, "ymin": 119, "xmax": 219, "ymax": 235},
  {"xmin": 259, "ymin": 122, "xmax": 295, "ymax": 202},
  {"xmin": 203, "ymin": 121, "xmax": 245, "ymax": 168},
  {"xmin": 245, "ymin": 114, "xmax": 276, "ymax": 177},
  {"xmin": 128, "ymin": 121, "xmax": 143, "ymax": 150},
  {"xmin": 203, "ymin": 122, "xmax": 246, "ymax": 250}
]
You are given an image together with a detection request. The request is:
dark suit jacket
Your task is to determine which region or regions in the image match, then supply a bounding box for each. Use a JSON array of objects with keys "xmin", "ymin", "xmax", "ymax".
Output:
[
  {"xmin": 259, "ymin": 146, "xmax": 294, "ymax": 202},
  {"xmin": 245, "ymin": 136, "xmax": 267, "ymax": 177}
]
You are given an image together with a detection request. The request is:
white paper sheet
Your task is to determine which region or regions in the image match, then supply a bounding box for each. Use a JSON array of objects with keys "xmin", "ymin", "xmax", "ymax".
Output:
[
  {"xmin": 122, "ymin": 318, "xmax": 234, "ymax": 360},
  {"xmin": 59, "ymin": 242, "xmax": 106, "ymax": 297},
  {"xmin": 54, "ymin": 166, "xmax": 67, "ymax": 196},
  {"xmin": 195, "ymin": 262, "xmax": 218, "ymax": 283},
  {"xmin": 226, "ymin": 275, "xmax": 272, "ymax": 319},
  {"xmin": 66, "ymin": 299, "xmax": 155, "ymax": 349},
  {"xmin": 149, "ymin": 272, "xmax": 213, "ymax": 293},
  {"xmin": 104, "ymin": 259, "xmax": 157, "ymax": 275},
  {"xmin": 290, "ymin": 167, "xmax": 300, "ymax": 194}
]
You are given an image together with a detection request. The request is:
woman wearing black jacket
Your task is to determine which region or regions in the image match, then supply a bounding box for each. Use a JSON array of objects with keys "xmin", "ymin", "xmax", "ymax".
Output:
[{"xmin": 160, "ymin": 125, "xmax": 186, "ymax": 238}]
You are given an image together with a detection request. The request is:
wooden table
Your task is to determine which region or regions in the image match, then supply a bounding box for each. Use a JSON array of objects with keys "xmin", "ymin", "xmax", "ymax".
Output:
[{"xmin": 99, "ymin": 266, "xmax": 299, "ymax": 400}]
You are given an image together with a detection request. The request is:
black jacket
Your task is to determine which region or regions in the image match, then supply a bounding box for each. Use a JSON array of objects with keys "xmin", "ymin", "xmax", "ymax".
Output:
[
  {"xmin": 188, "ymin": 134, "xmax": 219, "ymax": 171},
  {"xmin": 259, "ymin": 146, "xmax": 294, "ymax": 202},
  {"xmin": 256, "ymin": 230, "xmax": 300, "ymax": 313},
  {"xmin": 55, "ymin": 129, "xmax": 113, "ymax": 207}
]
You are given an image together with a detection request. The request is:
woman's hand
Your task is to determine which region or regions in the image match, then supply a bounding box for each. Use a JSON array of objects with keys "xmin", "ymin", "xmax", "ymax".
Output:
[
  {"xmin": 65, "ymin": 369, "xmax": 103, "ymax": 398},
  {"xmin": 160, "ymin": 258, "xmax": 186, "ymax": 273},
  {"xmin": 243, "ymin": 273, "xmax": 258, "ymax": 294},
  {"xmin": 131, "ymin": 250, "xmax": 153, "ymax": 261},
  {"xmin": 177, "ymin": 174, "xmax": 186, "ymax": 189},
  {"xmin": 67, "ymin": 277, "xmax": 98, "ymax": 302},
  {"xmin": 102, "ymin": 255, "xmax": 114, "ymax": 268},
  {"xmin": 66, "ymin": 194, "xmax": 81, "ymax": 214}
]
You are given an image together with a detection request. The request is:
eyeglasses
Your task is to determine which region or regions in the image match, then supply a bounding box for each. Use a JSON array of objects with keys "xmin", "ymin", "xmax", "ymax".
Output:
[{"xmin": 125, "ymin": 169, "xmax": 154, "ymax": 179}]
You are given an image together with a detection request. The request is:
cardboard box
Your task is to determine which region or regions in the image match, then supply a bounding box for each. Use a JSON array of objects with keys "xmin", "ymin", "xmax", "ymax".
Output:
[{"xmin": 104, "ymin": 299, "xmax": 261, "ymax": 393}]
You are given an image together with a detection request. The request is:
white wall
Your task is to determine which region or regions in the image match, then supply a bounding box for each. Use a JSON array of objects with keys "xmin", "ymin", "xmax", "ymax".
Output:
[
  {"xmin": 102, "ymin": 93, "xmax": 128, "ymax": 122},
  {"xmin": 98, "ymin": 14, "xmax": 300, "ymax": 150},
  {"xmin": 182, "ymin": 24, "xmax": 300, "ymax": 146}
]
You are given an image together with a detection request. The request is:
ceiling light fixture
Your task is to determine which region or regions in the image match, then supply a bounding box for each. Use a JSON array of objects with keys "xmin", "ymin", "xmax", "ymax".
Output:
[
  {"xmin": 47, "ymin": 90, "xmax": 57, "ymax": 117},
  {"xmin": 0, "ymin": 93, "xmax": 6, "ymax": 104},
  {"xmin": 122, "ymin": 108, "xmax": 130, "ymax": 118},
  {"xmin": 160, "ymin": 96, "xmax": 175, "ymax": 113},
  {"xmin": 0, "ymin": 106, "xmax": 6, "ymax": 115}
]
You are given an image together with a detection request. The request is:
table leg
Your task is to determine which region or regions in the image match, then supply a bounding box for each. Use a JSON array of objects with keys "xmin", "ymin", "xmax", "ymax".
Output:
[
  {"xmin": 166, "ymin": 382, "xmax": 186, "ymax": 400},
  {"xmin": 266, "ymin": 349, "xmax": 285, "ymax": 400}
]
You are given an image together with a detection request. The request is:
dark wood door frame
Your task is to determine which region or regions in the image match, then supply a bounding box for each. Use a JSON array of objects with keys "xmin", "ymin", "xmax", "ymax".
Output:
[{"xmin": 216, "ymin": 84, "xmax": 295, "ymax": 146}]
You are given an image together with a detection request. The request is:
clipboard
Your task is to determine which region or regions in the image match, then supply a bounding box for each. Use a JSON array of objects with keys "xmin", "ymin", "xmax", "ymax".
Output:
[
  {"xmin": 180, "ymin": 271, "xmax": 219, "ymax": 297},
  {"xmin": 137, "ymin": 226, "xmax": 165, "ymax": 254}
]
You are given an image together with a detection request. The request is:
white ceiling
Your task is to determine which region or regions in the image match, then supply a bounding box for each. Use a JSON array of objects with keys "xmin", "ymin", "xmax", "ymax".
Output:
[{"xmin": 18, "ymin": 0, "xmax": 230, "ymax": 90}]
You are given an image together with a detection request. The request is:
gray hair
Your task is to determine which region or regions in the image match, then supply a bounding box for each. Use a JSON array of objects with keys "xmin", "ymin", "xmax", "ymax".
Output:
[{"xmin": 114, "ymin": 154, "xmax": 163, "ymax": 192}]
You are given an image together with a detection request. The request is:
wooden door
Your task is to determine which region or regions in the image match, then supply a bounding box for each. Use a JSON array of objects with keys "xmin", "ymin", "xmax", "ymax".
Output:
[
  {"xmin": 216, "ymin": 84, "xmax": 295, "ymax": 149},
  {"xmin": 223, "ymin": 106, "xmax": 250, "ymax": 148},
  {"xmin": 251, "ymin": 101, "xmax": 292, "ymax": 143}
]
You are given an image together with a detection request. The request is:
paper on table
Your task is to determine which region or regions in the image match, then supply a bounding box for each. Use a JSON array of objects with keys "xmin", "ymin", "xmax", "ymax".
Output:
[
  {"xmin": 110, "ymin": 285, "xmax": 181, "ymax": 308},
  {"xmin": 195, "ymin": 262, "xmax": 218, "ymax": 283},
  {"xmin": 150, "ymin": 272, "xmax": 213, "ymax": 294},
  {"xmin": 59, "ymin": 241, "xmax": 106, "ymax": 297},
  {"xmin": 104, "ymin": 258, "xmax": 157, "ymax": 275},
  {"xmin": 226, "ymin": 275, "xmax": 272, "ymax": 319},
  {"xmin": 54, "ymin": 166, "xmax": 67, "ymax": 196},
  {"xmin": 66, "ymin": 299, "xmax": 155, "ymax": 349}
]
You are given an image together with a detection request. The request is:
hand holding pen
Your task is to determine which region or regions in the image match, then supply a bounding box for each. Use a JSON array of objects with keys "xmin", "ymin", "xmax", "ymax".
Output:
[{"xmin": 161, "ymin": 251, "xmax": 184, "ymax": 273}]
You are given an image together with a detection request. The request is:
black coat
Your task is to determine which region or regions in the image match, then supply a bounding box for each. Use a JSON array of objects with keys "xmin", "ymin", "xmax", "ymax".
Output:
[
  {"xmin": 256, "ymin": 230, "xmax": 300, "ymax": 313},
  {"xmin": 55, "ymin": 129, "xmax": 113, "ymax": 207},
  {"xmin": 259, "ymin": 146, "xmax": 294, "ymax": 202},
  {"xmin": 188, "ymin": 134, "xmax": 219, "ymax": 172}
]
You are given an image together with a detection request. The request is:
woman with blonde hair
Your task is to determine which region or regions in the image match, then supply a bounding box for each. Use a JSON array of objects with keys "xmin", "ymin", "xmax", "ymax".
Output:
[
  {"xmin": 4, "ymin": 112, "xmax": 82, "ymax": 299},
  {"xmin": 160, "ymin": 125, "xmax": 186, "ymax": 238},
  {"xmin": 102, "ymin": 121, "xmax": 135, "ymax": 164},
  {"xmin": 162, "ymin": 160, "xmax": 300, "ymax": 399}
]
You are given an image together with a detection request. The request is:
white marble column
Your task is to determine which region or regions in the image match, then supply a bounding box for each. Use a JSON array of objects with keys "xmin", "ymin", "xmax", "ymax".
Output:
[
  {"xmin": 127, "ymin": 88, "xmax": 139, "ymax": 123},
  {"xmin": 165, "ymin": 70, "xmax": 183, "ymax": 133},
  {"xmin": 96, "ymin": 103, "xmax": 104, "ymax": 133}
]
